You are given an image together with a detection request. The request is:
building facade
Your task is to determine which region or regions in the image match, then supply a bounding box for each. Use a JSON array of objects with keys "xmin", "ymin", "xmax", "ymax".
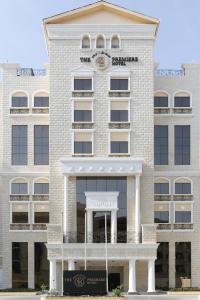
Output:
[{"xmin": 0, "ymin": 0, "xmax": 199, "ymax": 293}]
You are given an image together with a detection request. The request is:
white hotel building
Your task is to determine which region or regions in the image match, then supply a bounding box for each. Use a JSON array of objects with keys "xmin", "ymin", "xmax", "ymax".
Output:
[{"xmin": 0, "ymin": 0, "xmax": 199, "ymax": 293}]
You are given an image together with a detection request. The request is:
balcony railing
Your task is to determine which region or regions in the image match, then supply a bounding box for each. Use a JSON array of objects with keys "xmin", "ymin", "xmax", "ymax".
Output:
[
  {"xmin": 157, "ymin": 223, "xmax": 193, "ymax": 231},
  {"xmin": 16, "ymin": 68, "xmax": 47, "ymax": 76},
  {"xmin": 155, "ymin": 69, "xmax": 185, "ymax": 77},
  {"xmin": 32, "ymin": 195, "xmax": 49, "ymax": 201},
  {"xmin": 10, "ymin": 195, "xmax": 30, "ymax": 201},
  {"xmin": 10, "ymin": 223, "xmax": 47, "ymax": 231}
]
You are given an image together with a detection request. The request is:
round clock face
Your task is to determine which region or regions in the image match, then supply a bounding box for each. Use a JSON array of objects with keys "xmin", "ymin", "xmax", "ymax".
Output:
[{"xmin": 95, "ymin": 54, "xmax": 109, "ymax": 70}]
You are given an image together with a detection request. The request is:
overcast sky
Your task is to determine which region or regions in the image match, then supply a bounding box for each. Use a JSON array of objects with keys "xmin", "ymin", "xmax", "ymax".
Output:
[{"xmin": 0, "ymin": 0, "xmax": 200, "ymax": 69}]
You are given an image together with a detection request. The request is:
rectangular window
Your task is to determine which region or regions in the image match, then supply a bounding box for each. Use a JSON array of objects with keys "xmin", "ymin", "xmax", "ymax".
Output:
[
  {"xmin": 74, "ymin": 132, "xmax": 93, "ymax": 155},
  {"xmin": 11, "ymin": 183, "xmax": 28, "ymax": 195},
  {"xmin": 34, "ymin": 183, "xmax": 49, "ymax": 194},
  {"xmin": 175, "ymin": 183, "xmax": 191, "ymax": 194},
  {"xmin": 154, "ymin": 211, "xmax": 169, "ymax": 223},
  {"xmin": 110, "ymin": 110, "xmax": 128, "ymax": 122},
  {"xmin": 74, "ymin": 78, "xmax": 92, "ymax": 91},
  {"xmin": 154, "ymin": 125, "xmax": 168, "ymax": 165},
  {"xmin": 34, "ymin": 125, "xmax": 49, "ymax": 165},
  {"xmin": 34, "ymin": 212, "xmax": 49, "ymax": 224},
  {"xmin": 111, "ymin": 141, "xmax": 128, "ymax": 153},
  {"xmin": 154, "ymin": 96, "xmax": 168, "ymax": 107},
  {"xmin": 74, "ymin": 110, "xmax": 92, "ymax": 122},
  {"xmin": 175, "ymin": 211, "xmax": 191, "ymax": 223},
  {"xmin": 110, "ymin": 132, "xmax": 129, "ymax": 154},
  {"xmin": 12, "ymin": 125, "xmax": 27, "ymax": 165},
  {"xmin": 154, "ymin": 183, "xmax": 169, "ymax": 194},
  {"xmin": 12, "ymin": 97, "xmax": 27, "ymax": 107},
  {"xmin": 12, "ymin": 242, "xmax": 28, "ymax": 288},
  {"xmin": 34, "ymin": 97, "xmax": 49, "ymax": 107},
  {"xmin": 174, "ymin": 97, "xmax": 190, "ymax": 107},
  {"xmin": 175, "ymin": 242, "xmax": 191, "ymax": 287},
  {"xmin": 110, "ymin": 79, "xmax": 128, "ymax": 91},
  {"xmin": 175, "ymin": 125, "xmax": 190, "ymax": 165},
  {"xmin": 12, "ymin": 212, "xmax": 28, "ymax": 223},
  {"xmin": 74, "ymin": 142, "xmax": 92, "ymax": 154}
]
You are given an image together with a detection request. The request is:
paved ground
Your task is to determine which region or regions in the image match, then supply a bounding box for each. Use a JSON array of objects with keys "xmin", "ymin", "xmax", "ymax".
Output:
[{"xmin": 0, "ymin": 296, "xmax": 40, "ymax": 300}]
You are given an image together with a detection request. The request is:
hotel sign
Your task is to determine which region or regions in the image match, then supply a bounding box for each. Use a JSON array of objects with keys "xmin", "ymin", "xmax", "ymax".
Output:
[
  {"xmin": 80, "ymin": 51, "xmax": 138, "ymax": 69},
  {"xmin": 63, "ymin": 270, "xmax": 107, "ymax": 295}
]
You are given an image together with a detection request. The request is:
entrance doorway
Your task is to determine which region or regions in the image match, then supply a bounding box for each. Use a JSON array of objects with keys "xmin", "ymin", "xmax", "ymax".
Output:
[
  {"xmin": 93, "ymin": 211, "xmax": 111, "ymax": 243},
  {"xmin": 108, "ymin": 273, "xmax": 120, "ymax": 291}
]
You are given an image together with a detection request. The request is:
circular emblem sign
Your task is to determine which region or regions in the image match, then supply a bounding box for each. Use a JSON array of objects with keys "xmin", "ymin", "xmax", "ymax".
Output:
[
  {"xmin": 95, "ymin": 54, "xmax": 109, "ymax": 70},
  {"xmin": 73, "ymin": 274, "xmax": 86, "ymax": 288}
]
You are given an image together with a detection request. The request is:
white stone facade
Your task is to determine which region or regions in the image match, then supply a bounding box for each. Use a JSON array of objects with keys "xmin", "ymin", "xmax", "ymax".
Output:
[{"xmin": 0, "ymin": 0, "xmax": 199, "ymax": 293}]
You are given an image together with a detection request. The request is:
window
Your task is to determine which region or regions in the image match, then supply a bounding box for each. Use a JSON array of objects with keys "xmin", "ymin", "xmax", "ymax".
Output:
[
  {"xmin": 11, "ymin": 203, "xmax": 29, "ymax": 224},
  {"xmin": 12, "ymin": 125, "xmax": 27, "ymax": 165},
  {"xmin": 12, "ymin": 242, "xmax": 28, "ymax": 288},
  {"xmin": 82, "ymin": 35, "xmax": 90, "ymax": 49},
  {"xmin": 111, "ymin": 35, "xmax": 120, "ymax": 48},
  {"xmin": 74, "ymin": 132, "xmax": 93, "ymax": 155},
  {"xmin": 175, "ymin": 211, "xmax": 191, "ymax": 223},
  {"xmin": 110, "ymin": 101, "xmax": 129, "ymax": 122},
  {"xmin": 174, "ymin": 92, "xmax": 190, "ymax": 107},
  {"xmin": 74, "ymin": 78, "xmax": 92, "ymax": 91},
  {"xmin": 34, "ymin": 243, "xmax": 49, "ymax": 289},
  {"xmin": 11, "ymin": 92, "xmax": 28, "ymax": 107},
  {"xmin": 11, "ymin": 181, "xmax": 28, "ymax": 195},
  {"xmin": 110, "ymin": 132, "xmax": 129, "ymax": 154},
  {"xmin": 96, "ymin": 35, "xmax": 105, "ymax": 48},
  {"xmin": 73, "ymin": 101, "xmax": 92, "ymax": 123},
  {"xmin": 175, "ymin": 242, "xmax": 191, "ymax": 287},
  {"xmin": 34, "ymin": 92, "xmax": 49, "ymax": 107},
  {"xmin": 154, "ymin": 126, "xmax": 168, "ymax": 165},
  {"xmin": 154, "ymin": 92, "xmax": 168, "ymax": 107},
  {"xmin": 154, "ymin": 182, "xmax": 169, "ymax": 194},
  {"xmin": 34, "ymin": 125, "xmax": 49, "ymax": 165},
  {"xmin": 110, "ymin": 78, "xmax": 129, "ymax": 91},
  {"xmin": 34, "ymin": 183, "xmax": 49, "ymax": 195},
  {"xmin": 175, "ymin": 182, "xmax": 191, "ymax": 194},
  {"xmin": 175, "ymin": 126, "xmax": 190, "ymax": 165},
  {"xmin": 154, "ymin": 211, "xmax": 169, "ymax": 223},
  {"xmin": 34, "ymin": 203, "xmax": 49, "ymax": 224}
]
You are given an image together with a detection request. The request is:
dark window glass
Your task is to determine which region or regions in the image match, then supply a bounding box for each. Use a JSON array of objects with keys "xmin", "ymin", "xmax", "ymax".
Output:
[
  {"xmin": 12, "ymin": 242, "xmax": 28, "ymax": 288},
  {"xmin": 12, "ymin": 96, "xmax": 27, "ymax": 107},
  {"xmin": 111, "ymin": 141, "xmax": 128, "ymax": 154},
  {"xmin": 82, "ymin": 37, "xmax": 90, "ymax": 49},
  {"xmin": 175, "ymin": 211, "xmax": 191, "ymax": 223},
  {"xmin": 76, "ymin": 177, "xmax": 127, "ymax": 243},
  {"xmin": 111, "ymin": 37, "xmax": 119, "ymax": 49},
  {"xmin": 175, "ymin": 242, "xmax": 191, "ymax": 287},
  {"xmin": 34, "ymin": 183, "xmax": 49, "ymax": 194},
  {"xmin": 175, "ymin": 183, "xmax": 191, "ymax": 194},
  {"xmin": 74, "ymin": 79, "xmax": 92, "ymax": 91},
  {"xmin": 74, "ymin": 110, "xmax": 92, "ymax": 122},
  {"xmin": 155, "ymin": 242, "xmax": 169, "ymax": 289},
  {"xmin": 154, "ymin": 96, "xmax": 168, "ymax": 107},
  {"xmin": 34, "ymin": 97, "xmax": 49, "ymax": 107},
  {"xmin": 12, "ymin": 125, "xmax": 27, "ymax": 165},
  {"xmin": 175, "ymin": 125, "xmax": 190, "ymax": 165},
  {"xmin": 154, "ymin": 211, "xmax": 169, "ymax": 223},
  {"xmin": 174, "ymin": 96, "xmax": 190, "ymax": 107},
  {"xmin": 96, "ymin": 37, "xmax": 104, "ymax": 48},
  {"xmin": 12, "ymin": 212, "xmax": 28, "ymax": 223},
  {"xmin": 34, "ymin": 125, "xmax": 49, "ymax": 165},
  {"xmin": 110, "ymin": 110, "xmax": 128, "ymax": 122},
  {"xmin": 34, "ymin": 212, "xmax": 49, "ymax": 224},
  {"xmin": 35, "ymin": 243, "xmax": 49, "ymax": 289},
  {"xmin": 11, "ymin": 183, "xmax": 28, "ymax": 194},
  {"xmin": 74, "ymin": 141, "xmax": 92, "ymax": 154},
  {"xmin": 154, "ymin": 183, "xmax": 169, "ymax": 194},
  {"xmin": 110, "ymin": 79, "xmax": 128, "ymax": 90},
  {"xmin": 154, "ymin": 125, "xmax": 168, "ymax": 165}
]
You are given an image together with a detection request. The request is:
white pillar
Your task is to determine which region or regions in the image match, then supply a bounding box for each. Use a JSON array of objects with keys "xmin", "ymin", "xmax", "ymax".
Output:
[
  {"xmin": 128, "ymin": 259, "xmax": 136, "ymax": 294},
  {"xmin": 63, "ymin": 175, "xmax": 68, "ymax": 242},
  {"xmin": 111, "ymin": 210, "xmax": 117, "ymax": 244},
  {"xmin": 50, "ymin": 260, "xmax": 57, "ymax": 290},
  {"xmin": 148, "ymin": 259, "xmax": 156, "ymax": 293},
  {"xmin": 135, "ymin": 174, "xmax": 141, "ymax": 243},
  {"xmin": 87, "ymin": 210, "xmax": 93, "ymax": 243},
  {"xmin": 68, "ymin": 259, "xmax": 75, "ymax": 271}
]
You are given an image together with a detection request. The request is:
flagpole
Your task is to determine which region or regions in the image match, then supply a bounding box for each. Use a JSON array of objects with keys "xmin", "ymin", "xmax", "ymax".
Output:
[
  {"xmin": 61, "ymin": 213, "xmax": 64, "ymax": 296},
  {"xmin": 105, "ymin": 212, "xmax": 108, "ymax": 294},
  {"xmin": 84, "ymin": 211, "xmax": 87, "ymax": 270}
]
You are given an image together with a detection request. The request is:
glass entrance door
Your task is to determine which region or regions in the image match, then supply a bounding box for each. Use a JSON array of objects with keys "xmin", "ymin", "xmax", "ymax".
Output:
[
  {"xmin": 93, "ymin": 211, "xmax": 111, "ymax": 243},
  {"xmin": 108, "ymin": 273, "xmax": 120, "ymax": 291}
]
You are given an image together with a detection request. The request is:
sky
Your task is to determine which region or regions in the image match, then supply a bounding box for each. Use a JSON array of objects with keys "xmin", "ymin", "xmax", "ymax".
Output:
[{"xmin": 0, "ymin": 0, "xmax": 200, "ymax": 69}]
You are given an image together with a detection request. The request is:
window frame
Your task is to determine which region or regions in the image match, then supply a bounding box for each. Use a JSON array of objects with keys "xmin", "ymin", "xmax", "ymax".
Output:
[
  {"xmin": 81, "ymin": 34, "xmax": 91, "ymax": 50},
  {"xmin": 173, "ymin": 178, "xmax": 193, "ymax": 195},
  {"xmin": 154, "ymin": 90, "xmax": 169, "ymax": 108},
  {"xmin": 32, "ymin": 90, "xmax": 49, "ymax": 109},
  {"xmin": 174, "ymin": 202, "xmax": 193, "ymax": 224},
  {"xmin": 72, "ymin": 99, "xmax": 94, "ymax": 123},
  {"xmin": 174, "ymin": 125, "xmax": 190, "ymax": 165},
  {"xmin": 154, "ymin": 178, "xmax": 170, "ymax": 195},
  {"xmin": 32, "ymin": 203, "xmax": 49, "ymax": 225},
  {"xmin": 154, "ymin": 203, "xmax": 170, "ymax": 224},
  {"xmin": 10, "ymin": 178, "xmax": 29, "ymax": 195},
  {"xmin": 173, "ymin": 90, "xmax": 192, "ymax": 109},
  {"xmin": 108, "ymin": 130, "xmax": 130, "ymax": 155},
  {"xmin": 109, "ymin": 98, "xmax": 130, "ymax": 123},
  {"xmin": 154, "ymin": 125, "xmax": 168, "ymax": 166},
  {"xmin": 34, "ymin": 125, "xmax": 49, "ymax": 166},
  {"xmin": 10, "ymin": 202, "xmax": 31, "ymax": 225},
  {"xmin": 72, "ymin": 77, "xmax": 94, "ymax": 92},
  {"xmin": 33, "ymin": 178, "xmax": 49, "ymax": 196},
  {"xmin": 10, "ymin": 90, "xmax": 29, "ymax": 109},
  {"xmin": 95, "ymin": 34, "xmax": 106, "ymax": 49},
  {"xmin": 110, "ymin": 34, "xmax": 121, "ymax": 49},
  {"xmin": 72, "ymin": 130, "xmax": 94, "ymax": 156},
  {"xmin": 109, "ymin": 76, "xmax": 130, "ymax": 92},
  {"xmin": 12, "ymin": 125, "xmax": 28, "ymax": 166}
]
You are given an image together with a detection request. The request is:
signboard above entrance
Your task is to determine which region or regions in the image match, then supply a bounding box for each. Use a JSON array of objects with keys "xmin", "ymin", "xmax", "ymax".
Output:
[{"xmin": 85, "ymin": 192, "xmax": 119, "ymax": 211}]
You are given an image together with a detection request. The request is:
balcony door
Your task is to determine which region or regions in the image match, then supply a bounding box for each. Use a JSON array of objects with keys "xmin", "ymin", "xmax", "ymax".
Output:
[{"xmin": 93, "ymin": 211, "xmax": 111, "ymax": 243}]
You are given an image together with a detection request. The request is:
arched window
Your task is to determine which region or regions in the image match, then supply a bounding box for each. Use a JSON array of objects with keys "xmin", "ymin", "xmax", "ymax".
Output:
[
  {"xmin": 11, "ymin": 91, "xmax": 28, "ymax": 108},
  {"xmin": 33, "ymin": 91, "xmax": 49, "ymax": 107},
  {"xmin": 96, "ymin": 35, "xmax": 105, "ymax": 49},
  {"xmin": 174, "ymin": 91, "xmax": 191, "ymax": 108},
  {"xmin": 154, "ymin": 91, "xmax": 169, "ymax": 108},
  {"xmin": 174, "ymin": 178, "xmax": 192, "ymax": 195},
  {"xmin": 82, "ymin": 35, "xmax": 90, "ymax": 49},
  {"xmin": 10, "ymin": 178, "xmax": 28, "ymax": 195},
  {"xmin": 154, "ymin": 178, "xmax": 170, "ymax": 195},
  {"xmin": 34, "ymin": 178, "xmax": 49, "ymax": 195},
  {"xmin": 111, "ymin": 35, "xmax": 120, "ymax": 49}
]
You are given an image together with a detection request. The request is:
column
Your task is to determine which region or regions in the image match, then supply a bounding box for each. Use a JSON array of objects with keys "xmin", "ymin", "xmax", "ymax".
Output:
[
  {"xmin": 68, "ymin": 260, "xmax": 75, "ymax": 271},
  {"xmin": 63, "ymin": 175, "xmax": 68, "ymax": 242},
  {"xmin": 148, "ymin": 259, "xmax": 155, "ymax": 293},
  {"xmin": 111, "ymin": 210, "xmax": 117, "ymax": 244},
  {"xmin": 28, "ymin": 242, "xmax": 34, "ymax": 289},
  {"xmin": 135, "ymin": 174, "xmax": 141, "ymax": 243},
  {"xmin": 128, "ymin": 259, "xmax": 136, "ymax": 294},
  {"xmin": 87, "ymin": 210, "xmax": 93, "ymax": 243},
  {"xmin": 50, "ymin": 260, "xmax": 57, "ymax": 290}
]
